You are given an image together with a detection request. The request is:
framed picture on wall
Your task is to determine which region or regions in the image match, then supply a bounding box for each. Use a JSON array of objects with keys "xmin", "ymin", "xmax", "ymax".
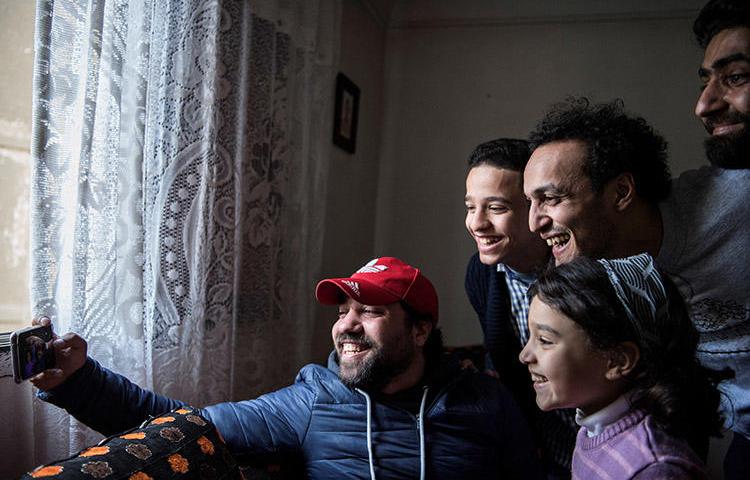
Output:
[{"xmin": 333, "ymin": 73, "xmax": 360, "ymax": 154}]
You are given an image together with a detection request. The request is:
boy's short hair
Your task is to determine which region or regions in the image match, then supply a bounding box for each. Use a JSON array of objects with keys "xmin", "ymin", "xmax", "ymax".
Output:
[{"xmin": 467, "ymin": 138, "xmax": 531, "ymax": 173}]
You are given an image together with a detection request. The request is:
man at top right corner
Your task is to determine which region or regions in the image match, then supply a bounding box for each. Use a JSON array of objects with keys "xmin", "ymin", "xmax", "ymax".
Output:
[
  {"xmin": 695, "ymin": 0, "xmax": 750, "ymax": 170},
  {"xmin": 685, "ymin": 1, "xmax": 750, "ymax": 476}
]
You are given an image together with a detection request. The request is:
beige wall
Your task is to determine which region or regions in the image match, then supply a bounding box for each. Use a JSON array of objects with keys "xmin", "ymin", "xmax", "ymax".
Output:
[
  {"xmin": 310, "ymin": 0, "xmax": 389, "ymax": 359},
  {"xmin": 0, "ymin": 0, "xmax": 35, "ymax": 330},
  {"xmin": 375, "ymin": 7, "xmax": 708, "ymax": 346}
]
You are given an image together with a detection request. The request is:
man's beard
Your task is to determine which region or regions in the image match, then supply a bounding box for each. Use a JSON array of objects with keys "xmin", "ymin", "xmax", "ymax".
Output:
[
  {"xmin": 336, "ymin": 333, "xmax": 415, "ymax": 391},
  {"xmin": 704, "ymin": 117, "xmax": 750, "ymax": 169}
]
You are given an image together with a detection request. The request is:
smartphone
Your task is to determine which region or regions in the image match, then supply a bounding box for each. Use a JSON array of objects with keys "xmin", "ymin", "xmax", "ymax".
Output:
[{"xmin": 10, "ymin": 324, "xmax": 56, "ymax": 383}]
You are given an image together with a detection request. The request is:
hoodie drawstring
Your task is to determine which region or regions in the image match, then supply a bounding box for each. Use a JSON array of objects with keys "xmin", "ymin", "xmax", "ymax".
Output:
[
  {"xmin": 356, "ymin": 388, "xmax": 377, "ymax": 480},
  {"xmin": 356, "ymin": 387, "xmax": 430, "ymax": 480},
  {"xmin": 418, "ymin": 387, "xmax": 428, "ymax": 480}
]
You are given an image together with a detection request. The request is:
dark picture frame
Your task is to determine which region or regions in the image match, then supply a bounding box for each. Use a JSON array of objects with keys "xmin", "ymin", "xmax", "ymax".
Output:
[{"xmin": 333, "ymin": 73, "xmax": 360, "ymax": 153}]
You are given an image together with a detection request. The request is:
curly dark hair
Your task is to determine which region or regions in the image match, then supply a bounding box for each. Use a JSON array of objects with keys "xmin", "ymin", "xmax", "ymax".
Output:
[
  {"xmin": 528, "ymin": 97, "xmax": 671, "ymax": 204},
  {"xmin": 694, "ymin": 0, "xmax": 750, "ymax": 49},
  {"xmin": 468, "ymin": 138, "xmax": 531, "ymax": 173},
  {"xmin": 528, "ymin": 257, "xmax": 726, "ymax": 457}
]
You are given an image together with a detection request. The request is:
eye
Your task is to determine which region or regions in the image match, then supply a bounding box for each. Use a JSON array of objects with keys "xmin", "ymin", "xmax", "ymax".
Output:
[
  {"xmin": 726, "ymin": 73, "xmax": 750, "ymax": 87},
  {"xmin": 537, "ymin": 336, "xmax": 552, "ymax": 346},
  {"xmin": 337, "ymin": 310, "xmax": 347, "ymax": 318},
  {"xmin": 488, "ymin": 204, "xmax": 508, "ymax": 213},
  {"xmin": 465, "ymin": 203, "xmax": 475, "ymax": 212},
  {"xmin": 542, "ymin": 195, "xmax": 561, "ymax": 206}
]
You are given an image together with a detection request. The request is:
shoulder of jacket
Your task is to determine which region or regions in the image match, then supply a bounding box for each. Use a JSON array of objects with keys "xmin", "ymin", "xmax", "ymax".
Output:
[{"xmin": 296, "ymin": 363, "xmax": 355, "ymax": 404}]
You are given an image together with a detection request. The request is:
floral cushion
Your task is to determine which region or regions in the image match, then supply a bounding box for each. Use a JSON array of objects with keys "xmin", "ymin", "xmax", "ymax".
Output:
[{"xmin": 22, "ymin": 407, "xmax": 244, "ymax": 480}]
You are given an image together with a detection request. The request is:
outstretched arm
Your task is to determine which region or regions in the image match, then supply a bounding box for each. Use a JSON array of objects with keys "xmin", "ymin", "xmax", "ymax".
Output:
[
  {"xmin": 37, "ymin": 356, "xmax": 184, "ymax": 435},
  {"xmin": 32, "ymin": 318, "xmax": 316, "ymax": 458}
]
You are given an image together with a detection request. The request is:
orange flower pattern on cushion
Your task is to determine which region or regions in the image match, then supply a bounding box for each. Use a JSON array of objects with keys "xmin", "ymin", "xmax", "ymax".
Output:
[
  {"xmin": 21, "ymin": 409, "xmax": 241, "ymax": 480},
  {"xmin": 80, "ymin": 461, "xmax": 113, "ymax": 478},
  {"xmin": 30, "ymin": 466, "xmax": 63, "ymax": 478},
  {"xmin": 128, "ymin": 473, "xmax": 153, "ymax": 480},
  {"xmin": 159, "ymin": 427, "xmax": 184, "ymax": 442},
  {"xmin": 168, "ymin": 454, "xmax": 189, "ymax": 473},
  {"xmin": 150, "ymin": 416, "xmax": 175, "ymax": 425},
  {"xmin": 197, "ymin": 436, "xmax": 215, "ymax": 455},
  {"xmin": 80, "ymin": 446, "xmax": 111, "ymax": 457}
]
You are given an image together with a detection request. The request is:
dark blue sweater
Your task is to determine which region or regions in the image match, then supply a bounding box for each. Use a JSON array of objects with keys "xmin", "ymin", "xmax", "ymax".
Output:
[{"xmin": 464, "ymin": 252, "xmax": 577, "ymax": 472}]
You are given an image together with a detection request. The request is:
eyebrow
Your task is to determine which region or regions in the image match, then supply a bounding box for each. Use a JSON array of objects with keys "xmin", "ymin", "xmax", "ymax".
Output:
[
  {"xmin": 528, "ymin": 184, "xmax": 563, "ymax": 197},
  {"xmin": 532, "ymin": 322, "xmax": 561, "ymax": 336},
  {"xmin": 465, "ymin": 194, "xmax": 512, "ymax": 203},
  {"xmin": 700, "ymin": 52, "xmax": 750, "ymax": 77}
]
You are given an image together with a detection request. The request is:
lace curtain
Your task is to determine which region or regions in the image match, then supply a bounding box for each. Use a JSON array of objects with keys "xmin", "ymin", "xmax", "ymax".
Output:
[{"xmin": 3, "ymin": 0, "xmax": 338, "ymax": 474}]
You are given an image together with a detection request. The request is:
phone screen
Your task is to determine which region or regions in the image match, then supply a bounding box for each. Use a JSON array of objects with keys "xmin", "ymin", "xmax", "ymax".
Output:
[{"xmin": 11, "ymin": 325, "xmax": 55, "ymax": 383}]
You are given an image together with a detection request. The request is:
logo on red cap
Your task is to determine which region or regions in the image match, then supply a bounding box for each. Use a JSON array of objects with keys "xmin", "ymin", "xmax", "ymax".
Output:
[
  {"xmin": 341, "ymin": 280, "xmax": 360, "ymax": 296},
  {"xmin": 355, "ymin": 260, "xmax": 388, "ymax": 274}
]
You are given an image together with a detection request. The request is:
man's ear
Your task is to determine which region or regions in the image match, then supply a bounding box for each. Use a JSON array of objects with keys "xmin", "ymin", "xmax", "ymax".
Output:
[
  {"xmin": 413, "ymin": 320, "xmax": 433, "ymax": 347},
  {"xmin": 609, "ymin": 173, "xmax": 636, "ymax": 212},
  {"xmin": 605, "ymin": 341, "xmax": 640, "ymax": 380}
]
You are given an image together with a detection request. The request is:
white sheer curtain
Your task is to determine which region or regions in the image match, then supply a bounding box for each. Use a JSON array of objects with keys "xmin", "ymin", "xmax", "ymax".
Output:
[{"xmin": 4, "ymin": 0, "xmax": 339, "ymax": 474}]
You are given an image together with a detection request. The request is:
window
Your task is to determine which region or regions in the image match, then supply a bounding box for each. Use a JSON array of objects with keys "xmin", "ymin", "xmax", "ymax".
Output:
[{"xmin": 0, "ymin": 2, "xmax": 35, "ymax": 332}]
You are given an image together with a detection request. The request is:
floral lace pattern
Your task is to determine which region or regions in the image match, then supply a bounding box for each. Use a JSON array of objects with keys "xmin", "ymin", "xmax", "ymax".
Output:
[{"xmin": 26, "ymin": 0, "xmax": 338, "ymax": 469}]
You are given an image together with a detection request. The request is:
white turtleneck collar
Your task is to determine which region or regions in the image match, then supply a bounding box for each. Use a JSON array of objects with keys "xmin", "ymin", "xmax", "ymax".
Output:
[{"xmin": 575, "ymin": 392, "xmax": 634, "ymax": 438}]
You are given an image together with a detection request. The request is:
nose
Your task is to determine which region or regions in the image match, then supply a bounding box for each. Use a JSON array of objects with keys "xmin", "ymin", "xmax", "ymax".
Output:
[
  {"xmin": 468, "ymin": 208, "xmax": 489, "ymax": 232},
  {"xmin": 695, "ymin": 78, "xmax": 727, "ymax": 120},
  {"xmin": 527, "ymin": 201, "xmax": 548, "ymax": 233},
  {"xmin": 333, "ymin": 309, "xmax": 362, "ymax": 337},
  {"xmin": 518, "ymin": 339, "xmax": 534, "ymax": 365}
]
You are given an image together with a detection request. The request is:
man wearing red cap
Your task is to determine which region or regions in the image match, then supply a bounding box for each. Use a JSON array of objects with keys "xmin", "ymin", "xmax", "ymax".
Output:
[{"xmin": 32, "ymin": 257, "xmax": 541, "ymax": 479}]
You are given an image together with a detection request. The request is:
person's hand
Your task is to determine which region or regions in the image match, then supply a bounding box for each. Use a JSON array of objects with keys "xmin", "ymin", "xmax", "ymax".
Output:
[{"xmin": 29, "ymin": 317, "xmax": 88, "ymax": 391}]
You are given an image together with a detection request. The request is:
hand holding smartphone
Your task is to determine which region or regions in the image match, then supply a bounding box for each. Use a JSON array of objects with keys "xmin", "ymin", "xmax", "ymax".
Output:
[{"xmin": 10, "ymin": 324, "xmax": 56, "ymax": 383}]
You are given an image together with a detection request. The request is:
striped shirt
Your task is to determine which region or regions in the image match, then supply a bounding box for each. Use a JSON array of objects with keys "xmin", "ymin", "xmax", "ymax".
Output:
[{"xmin": 498, "ymin": 264, "xmax": 535, "ymax": 346}]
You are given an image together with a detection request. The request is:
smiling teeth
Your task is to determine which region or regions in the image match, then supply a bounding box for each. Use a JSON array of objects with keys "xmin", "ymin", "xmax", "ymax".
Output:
[
  {"xmin": 546, "ymin": 233, "xmax": 571, "ymax": 246},
  {"xmin": 478, "ymin": 237, "xmax": 499, "ymax": 246},
  {"xmin": 342, "ymin": 343, "xmax": 366, "ymax": 355}
]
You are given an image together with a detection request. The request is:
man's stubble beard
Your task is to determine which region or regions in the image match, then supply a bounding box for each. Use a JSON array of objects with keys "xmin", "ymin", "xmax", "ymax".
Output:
[
  {"xmin": 705, "ymin": 130, "xmax": 750, "ymax": 169},
  {"xmin": 704, "ymin": 112, "xmax": 750, "ymax": 169},
  {"xmin": 338, "ymin": 335, "xmax": 416, "ymax": 392}
]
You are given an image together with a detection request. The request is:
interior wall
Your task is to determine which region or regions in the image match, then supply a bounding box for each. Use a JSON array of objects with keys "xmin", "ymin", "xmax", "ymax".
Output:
[
  {"xmin": 375, "ymin": 8, "xmax": 708, "ymax": 347},
  {"xmin": 310, "ymin": 0, "xmax": 388, "ymax": 361}
]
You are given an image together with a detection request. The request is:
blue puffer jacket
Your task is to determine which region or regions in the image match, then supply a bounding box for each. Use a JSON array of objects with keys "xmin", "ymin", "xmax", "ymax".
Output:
[{"xmin": 40, "ymin": 352, "xmax": 543, "ymax": 479}]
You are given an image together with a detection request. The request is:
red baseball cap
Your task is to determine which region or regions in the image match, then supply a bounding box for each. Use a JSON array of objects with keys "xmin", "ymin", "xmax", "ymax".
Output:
[{"xmin": 315, "ymin": 257, "xmax": 439, "ymax": 323}]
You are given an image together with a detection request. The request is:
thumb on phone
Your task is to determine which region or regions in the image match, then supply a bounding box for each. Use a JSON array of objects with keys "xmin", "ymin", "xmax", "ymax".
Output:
[{"xmin": 31, "ymin": 332, "xmax": 88, "ymax": 391}]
